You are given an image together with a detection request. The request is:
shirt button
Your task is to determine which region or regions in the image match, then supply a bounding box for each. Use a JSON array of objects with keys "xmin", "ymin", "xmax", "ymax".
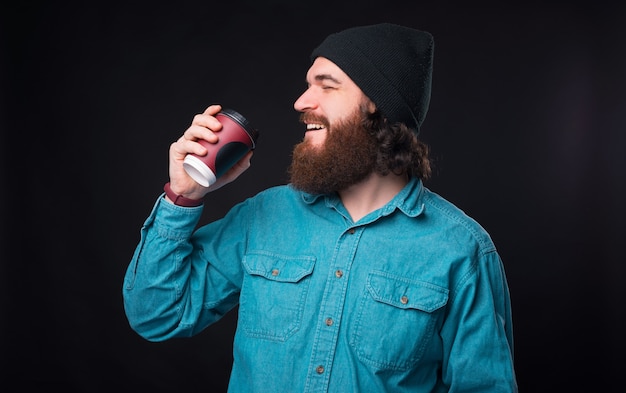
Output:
[
  {"xmin": 271, "ymin": 269, "xmax": 279, "ymax": 276},
  {"xmin": 325, "ymin": 318, "xmax": 333, "ymax": 326},
  {"xmin": 400, "ymin": 295, "xmax": 409, "ymax": 304},
  {"xmin": 316, "ymin": 365, "xmax": 325, "ymax": 374},
  {"xmin": 335, "ymin": 270, "xmax": 343, "ymax": 278},
  {"xmin": 348, "ymin": 228, "xmax": 355, "ymax": 234}
]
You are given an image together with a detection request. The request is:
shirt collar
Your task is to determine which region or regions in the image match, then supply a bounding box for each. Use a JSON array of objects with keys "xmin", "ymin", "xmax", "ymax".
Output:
[{"xmin": 297, "ymin": 177, "xmax": 425, "ymax": 218}]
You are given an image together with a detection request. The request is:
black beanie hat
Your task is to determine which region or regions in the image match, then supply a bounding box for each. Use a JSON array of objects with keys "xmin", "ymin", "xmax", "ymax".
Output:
[{"xmin": 310, "ymin": 23, "xmax": 434, "ymax": 134}]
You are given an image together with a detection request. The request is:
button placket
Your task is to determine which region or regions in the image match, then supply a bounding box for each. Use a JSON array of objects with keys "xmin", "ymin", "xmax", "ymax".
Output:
[{"xmin": 305, "ymin": 226, "xmax": 363, "ymax": 391}]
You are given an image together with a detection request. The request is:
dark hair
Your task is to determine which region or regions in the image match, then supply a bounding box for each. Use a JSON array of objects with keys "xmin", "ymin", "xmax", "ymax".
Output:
[{"xmin": 363, "ymin": 110, "xmax": 432, "ymax": 181}]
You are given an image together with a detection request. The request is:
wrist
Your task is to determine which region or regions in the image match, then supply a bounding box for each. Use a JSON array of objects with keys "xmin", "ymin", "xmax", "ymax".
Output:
[{"xmin": 163, "ymin": 182, "xmax": 203, "ymax": 207}]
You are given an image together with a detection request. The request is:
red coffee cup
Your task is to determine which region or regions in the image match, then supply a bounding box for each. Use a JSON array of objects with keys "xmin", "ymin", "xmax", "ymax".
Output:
[{"xmin": 183, "ymin": 108, "xmax": 259, "ymax": 187}]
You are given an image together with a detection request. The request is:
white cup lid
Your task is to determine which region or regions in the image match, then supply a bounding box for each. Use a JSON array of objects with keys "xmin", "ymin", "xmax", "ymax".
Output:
[{"xmin": 183, "ymin": 155, "xmax": 217, "ymax": 187}]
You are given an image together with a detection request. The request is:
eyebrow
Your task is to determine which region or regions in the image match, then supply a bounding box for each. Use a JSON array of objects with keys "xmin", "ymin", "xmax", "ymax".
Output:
[{"xmin": 313, "ymin": 74, "xmax": 341, "ymax": 84}]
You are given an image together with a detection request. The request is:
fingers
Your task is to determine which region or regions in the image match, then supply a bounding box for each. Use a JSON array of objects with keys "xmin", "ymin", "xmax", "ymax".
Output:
[
  {"xmin": 181, "ymin": 104, "xmax": 224, "ymax": 142},
  {"xmin": 202, "ymin": 104, "xmax": 222, "ymax": 116},
  {"xmin": 171, "ymin": 105, "xmax": 226, "ymax": 158}
]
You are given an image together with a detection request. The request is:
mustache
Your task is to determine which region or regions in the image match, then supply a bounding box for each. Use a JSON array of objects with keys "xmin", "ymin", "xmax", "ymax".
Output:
[{"xmin": 299, "ymin": 113, "xmax": 329, "ymax": 128}]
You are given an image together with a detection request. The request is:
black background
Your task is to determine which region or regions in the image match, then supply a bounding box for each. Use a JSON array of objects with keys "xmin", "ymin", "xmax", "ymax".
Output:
[{"xmin": 1, "ymin": 1, "xmax": 625, "ymax": 392}]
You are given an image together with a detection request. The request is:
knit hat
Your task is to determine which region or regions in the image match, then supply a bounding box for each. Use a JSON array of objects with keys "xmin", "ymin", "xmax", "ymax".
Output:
[{"xmin": 310, "ymin": 23, "xmax": 434, "ymax": 134}]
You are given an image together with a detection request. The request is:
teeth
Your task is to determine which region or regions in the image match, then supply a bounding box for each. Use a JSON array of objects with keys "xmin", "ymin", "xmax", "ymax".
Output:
[{"xmin": 306, "ymin": 123, "xmax": 325, "ymax": 130}]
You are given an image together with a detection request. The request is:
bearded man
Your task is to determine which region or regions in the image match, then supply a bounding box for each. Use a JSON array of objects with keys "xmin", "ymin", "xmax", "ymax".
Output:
[{"xmin": 123, "ymin": 23, "xmax": 518, "ymax": 392}]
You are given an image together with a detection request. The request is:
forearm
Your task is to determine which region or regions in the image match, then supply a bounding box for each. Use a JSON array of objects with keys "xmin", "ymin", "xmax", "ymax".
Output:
[{"xmin": 122, "ymin": 195, "xmax": 204, "ymax": 341}]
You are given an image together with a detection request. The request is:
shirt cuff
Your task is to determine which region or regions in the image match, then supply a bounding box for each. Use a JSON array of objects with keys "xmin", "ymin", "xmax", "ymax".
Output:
[{"xmin": 143, "ymin": 194, "xmax": 204, "ymax": 240}]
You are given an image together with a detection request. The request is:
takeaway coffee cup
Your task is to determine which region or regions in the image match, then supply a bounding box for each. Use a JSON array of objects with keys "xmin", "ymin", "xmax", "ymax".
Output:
[{"xmin": 183, "ymin": 108, "xmax": 259, "ymax": 187}]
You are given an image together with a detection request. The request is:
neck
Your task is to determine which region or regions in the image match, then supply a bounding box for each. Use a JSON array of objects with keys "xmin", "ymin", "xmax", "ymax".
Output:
[{"xmin": 338, "ymin": 172, "xmax": 409, "ymax": 222}]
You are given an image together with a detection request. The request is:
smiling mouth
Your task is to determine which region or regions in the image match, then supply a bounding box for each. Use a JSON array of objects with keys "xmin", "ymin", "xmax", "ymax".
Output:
[{"xmin": 306, "ymin": 123, "xmax": 326, "ymax": 132}]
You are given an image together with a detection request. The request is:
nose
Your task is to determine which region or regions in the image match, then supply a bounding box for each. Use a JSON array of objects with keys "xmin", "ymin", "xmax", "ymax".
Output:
[{"xmin": 294, "ymin": 87, "xmax": 316, "ymax": 113}]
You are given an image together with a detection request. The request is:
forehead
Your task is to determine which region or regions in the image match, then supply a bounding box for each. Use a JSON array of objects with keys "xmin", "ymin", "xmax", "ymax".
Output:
[{"xmin": 307, "ymin": 57, "xmax": 353, "ymax": 84}]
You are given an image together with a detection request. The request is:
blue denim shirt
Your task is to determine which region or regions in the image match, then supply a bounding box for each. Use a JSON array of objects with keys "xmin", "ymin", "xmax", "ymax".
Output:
[{"xmin": 123, "ymin": 178, "xmax": 517, "ymax": 392}]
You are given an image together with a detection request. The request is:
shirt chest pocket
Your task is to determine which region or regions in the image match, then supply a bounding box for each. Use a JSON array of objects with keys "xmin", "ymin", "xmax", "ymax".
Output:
[
  {"xmin": 350, "ymin": 271, "xmax": 449, "ymax": 371},
  {"xmin": 240, "ymin": 252, "xmax": 316, "ymax": 342}
]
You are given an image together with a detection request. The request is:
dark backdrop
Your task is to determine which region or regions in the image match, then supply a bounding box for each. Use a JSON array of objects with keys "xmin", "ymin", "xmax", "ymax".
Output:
[{"xmin": 2, "ymin": 1, "xmax": 625, "ymax": 392}]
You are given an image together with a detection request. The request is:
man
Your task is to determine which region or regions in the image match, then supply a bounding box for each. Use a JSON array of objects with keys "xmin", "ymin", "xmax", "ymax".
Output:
[{"xmin": 123, "ymin": 23, "xmax": 518, "ymax": 392}]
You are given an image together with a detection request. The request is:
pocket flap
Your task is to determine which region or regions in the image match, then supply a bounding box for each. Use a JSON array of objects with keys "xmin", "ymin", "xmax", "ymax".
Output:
[
  {"xmin": 367, "ymin": 271, "xmax": 449, "ymax": 312},
  {"xmin": 243, "ymin": 252, "xmax": 316, "ymax": 283}
]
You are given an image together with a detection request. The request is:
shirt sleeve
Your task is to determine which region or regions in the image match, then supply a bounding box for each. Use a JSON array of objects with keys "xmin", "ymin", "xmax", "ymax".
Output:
[
  {"xmin": 122, "ymin": 194, "xmax": 247, "ymax": 341},
  {"xmin": 440, "ymin": 249, "xmax": 518, "ymax": 392}
]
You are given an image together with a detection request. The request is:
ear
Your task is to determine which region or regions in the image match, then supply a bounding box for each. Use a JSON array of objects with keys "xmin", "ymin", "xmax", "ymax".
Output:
[{"xmin": 365, "ymin": 98, "xmax": 377, "ymax": 114}]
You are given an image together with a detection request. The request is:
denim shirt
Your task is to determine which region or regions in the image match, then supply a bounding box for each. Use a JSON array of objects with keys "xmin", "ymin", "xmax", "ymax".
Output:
[{"xmin": 123, "ymin": 178, "xmax": 517, "ymax": 392}]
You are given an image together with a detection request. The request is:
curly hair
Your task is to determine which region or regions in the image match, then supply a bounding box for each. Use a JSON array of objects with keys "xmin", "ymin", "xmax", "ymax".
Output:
[{"xmin": 363, "ymin": 110, "xmax": 432, "ymax": 181}]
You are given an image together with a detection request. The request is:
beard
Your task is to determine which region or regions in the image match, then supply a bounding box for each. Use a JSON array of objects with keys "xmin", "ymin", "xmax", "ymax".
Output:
[{"xmin": 288, "ymin": 106, "xmax": 378, "ymax": 195}]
